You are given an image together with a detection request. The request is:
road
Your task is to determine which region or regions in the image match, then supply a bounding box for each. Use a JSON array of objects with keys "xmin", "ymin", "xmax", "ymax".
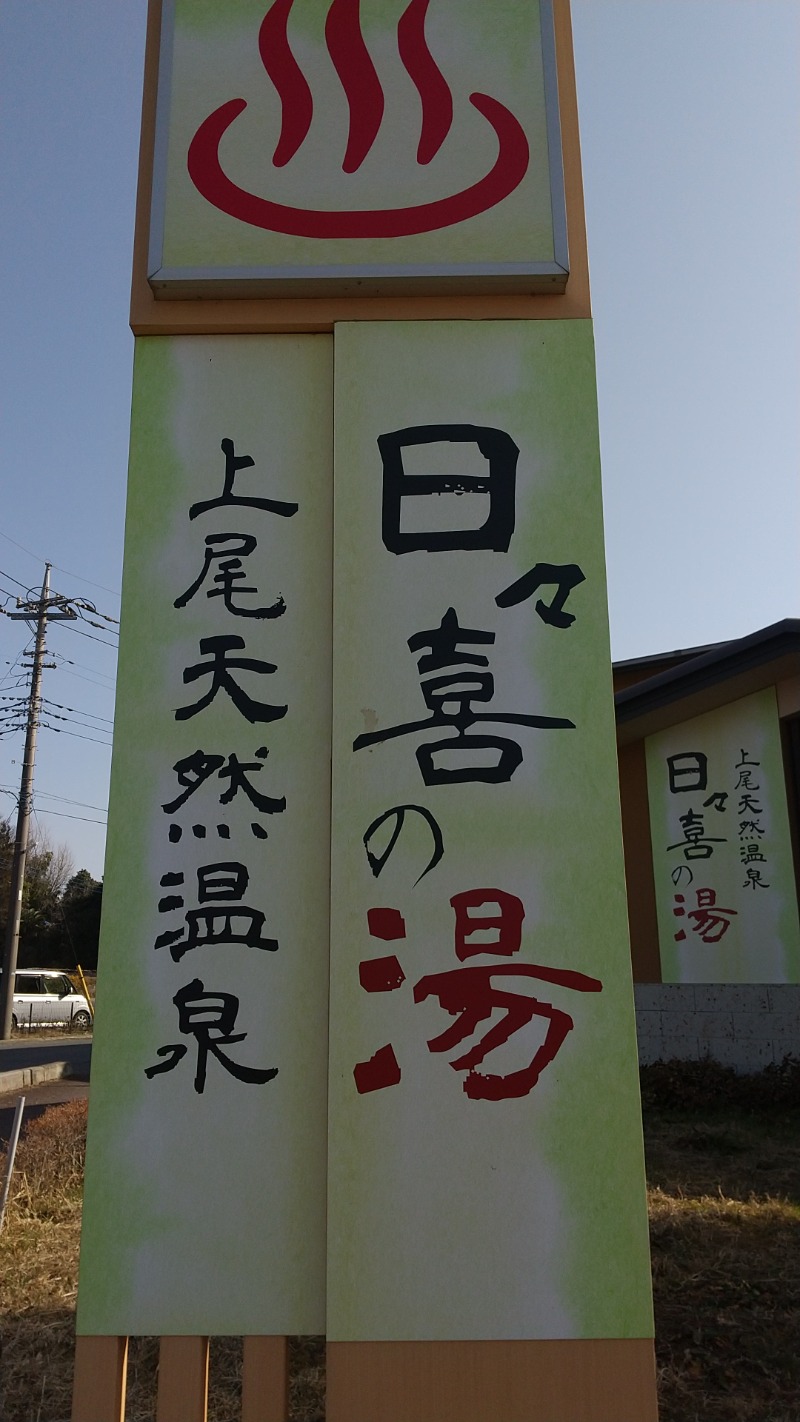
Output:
[
  {"xmin": 0, "ymin": 1036, "xmax": 92, "ymax": 1147},
  {"xmin": 0, "ymin": 1035, "xmax": 91, "ymax": 1080},
  {"xmin": 0, "ymin": 1077, "xmax": 90, "ymax": 1147}
]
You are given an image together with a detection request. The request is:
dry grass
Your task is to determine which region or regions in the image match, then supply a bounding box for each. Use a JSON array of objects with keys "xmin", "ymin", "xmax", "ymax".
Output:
[
  {"xmin": 0, "ymin": 1101, "xmax": 85, "ymax": 1422},
  {"xmin": 9, "ymin": 1026, "xmax": 91, "ymax": 1040},
  {"xmin": 643, "ymin": 1080, "xmax": 800, "ymax": 1422},
  {"xmin": 0, "ymin": 1100, "xmax": 324, "ymax": 1422},
  {"xmin": 0, "ymin": 1068, "xmax": 797, "ymax": 1420}
]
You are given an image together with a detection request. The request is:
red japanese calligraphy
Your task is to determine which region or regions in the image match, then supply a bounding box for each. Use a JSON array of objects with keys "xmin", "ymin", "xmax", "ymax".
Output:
[{"xmin": 354, "ymin": 890, "xmax": 602, "ymax": 1100}]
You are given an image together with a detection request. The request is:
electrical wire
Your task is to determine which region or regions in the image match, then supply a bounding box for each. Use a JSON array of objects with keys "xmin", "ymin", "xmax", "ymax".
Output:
[
  {"xmin": 0, "ymin": 531, "xmax": 121, "ymax": 600},
  {"xmin": 52, "ymin": 621, "xmax": 119, "ymax": 651},
  {"xmin": 51, "ymin": 663, "xmax": 116, "ymax": 694},
  {"xmin": 39, "ymin": 708, "xmax": 115, "ymax": 735},
  {"xmin": 79, "ymin": 616, "xmax": 120, "ymax": 637},
  {"xmin": 0, "ymin": 650, "xmax": 31, "ymax": 698},
  {"xmin": 52, "ymin": 651, "xmax": 115, "ymax": 679},
  {"xmin": 34, "ymin": 807, "xmax": 107, "ymax": 826},
  {"xmin": 39, "ymin": 722, "xmax": 112, "ymax": 747},
  {"xmin": 0, "ymin": 565, "xmax": 120, "ymax": 651},
  {"xmin": 0, "ymin": 565, "xmax": 35, "ymax": 592},
  {"xmin": 75, "ymin": 605, "xmax": 120, "ymax": 628},
  {"xmin": 41, "ymin": 697, "xmax": 114, "ymax": 726},
  {"xmin": 0, "ymin": 788, "xmax": 108, "ymax": 814}
]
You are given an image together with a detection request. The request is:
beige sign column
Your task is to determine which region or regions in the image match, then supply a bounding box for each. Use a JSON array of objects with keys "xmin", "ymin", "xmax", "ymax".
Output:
[{"xmin": 75, "ymin": 3, "xmax": 658, "ymax": 1419}]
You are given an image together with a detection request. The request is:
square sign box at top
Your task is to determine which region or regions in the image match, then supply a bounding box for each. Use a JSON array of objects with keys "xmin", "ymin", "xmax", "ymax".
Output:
[{"xmin": 148, "ymin": 0, "xmax": 568, "ymax": 298}]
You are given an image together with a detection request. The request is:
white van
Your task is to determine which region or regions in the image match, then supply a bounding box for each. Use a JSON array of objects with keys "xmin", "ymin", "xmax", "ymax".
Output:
[{"xmin": 10, "ymin": 970, "xmax": 92, "ymax": 1030}]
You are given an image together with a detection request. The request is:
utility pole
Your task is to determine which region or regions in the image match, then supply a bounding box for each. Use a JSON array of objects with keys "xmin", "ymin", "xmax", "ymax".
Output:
[{"xmin": 0, "ymin": 564, "xmax": 76, "ymax": 1039}]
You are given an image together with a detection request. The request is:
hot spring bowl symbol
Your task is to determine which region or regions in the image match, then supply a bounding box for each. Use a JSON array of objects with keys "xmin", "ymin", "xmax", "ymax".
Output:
[{"xmin": 187, "ymin": 0, "xmax": 531, "ymax": 239}]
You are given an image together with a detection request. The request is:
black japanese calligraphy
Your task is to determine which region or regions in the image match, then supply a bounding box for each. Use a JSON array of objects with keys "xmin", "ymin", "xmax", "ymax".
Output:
[
  {"xmin": 363, "ymin": 804, "xmax": 444, "ymax": 885},
  {"xmin": 353, "ymin": 607, "xmax": 573, "ymax": 785},
  {"xmin": 153, "ymin": 862, "xmax": 279, "ymax": 961},
  {"xmin": 145, "ymin": 979, "xmax": 278, "ymax": 1094},
  {"xmin": 379, "ymin": 424, "xmax": 517, "ymax": 554},
  {"xmin": 495, "ymin": 562, "xmax": 585, "ymax": 628},
  {"xmin": 176, "ymin": 636, "xmax": 287, "ymax": 724},
  {"xmin": 175, "ymin": 533, "xmax": 286, "ymax": 620},
  {"xmin": 189, "ymin": 438, "xmax": 298, "ymax": 521}
]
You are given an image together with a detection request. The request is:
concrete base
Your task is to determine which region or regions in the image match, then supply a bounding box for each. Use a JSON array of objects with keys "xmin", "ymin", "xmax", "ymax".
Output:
[{"xmin": 0, "ymin": 1058, "xmax": 72, "ymax": 1096}]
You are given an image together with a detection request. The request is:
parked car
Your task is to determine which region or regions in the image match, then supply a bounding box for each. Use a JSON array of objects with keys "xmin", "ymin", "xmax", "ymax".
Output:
[{"xmin": 9, "ymin": 970, "xmax": 93, "ymax": 1030}]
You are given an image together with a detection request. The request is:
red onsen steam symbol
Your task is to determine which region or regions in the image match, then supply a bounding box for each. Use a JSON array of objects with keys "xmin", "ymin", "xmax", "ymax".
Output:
[{"xmin": 187, "ymin": 0, "xmax": 530, "ymax": 239}]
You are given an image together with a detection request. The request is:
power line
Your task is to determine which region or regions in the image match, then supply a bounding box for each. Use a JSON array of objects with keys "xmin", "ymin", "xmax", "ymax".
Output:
[
  {"xmin": 39, "ymin": 707, "xmax": 115, "ymax": 735},
  {"xmin": 45, "ymin": 794, "xmax": 108, "ymax": 813},
  {"xmin": 53, "ymin": 567, "xmax": 120, "ymax": 599},
  {"xmin": 0, "ymin": 532, "xmax": 45, "ymax": 564},
  {"xmin": 0, "ymin": 787, "xmax": 108, "ymax": 814},
  {"xmin": 77, "ymin": 612, "xmax": 119, "ymax": 638},
  {"xmin": 53, "ymin": 621, "xmax": 119, "ymax": 651},
  {"xmin": 0, "ymin": 532, "xmax": 121, "ymax": 600},
  {"xmin": 34, "ymin": 807, "xmax": 107, "ymax": 827},
  {"xmin": 54, "ymin": 668, "xmax": 116, "ymax": 693},
  {"xmin": 51, "ymin": 658, "xmax": 116, "ymax": 692},
  {"xmin": 0, "ymin": 562, "xmax": 120, "ymax": 640},
  {"xmin": 41, "ymin": 697, "xmax": 114, "ymax": 726},
  {"xmin": 0, "ymin": 566, "xmax": 35, "ymax": 592},
  {"xmin": 75, "ymin": 604, "xmax": 120, "ymax": 628},
  {"xmin": 52, "ymin": 651, "xmax": 115, "ymax": 682},
  {"xmin": 39, "ymin": 722, "xmax": 113, "ymax": 747}
]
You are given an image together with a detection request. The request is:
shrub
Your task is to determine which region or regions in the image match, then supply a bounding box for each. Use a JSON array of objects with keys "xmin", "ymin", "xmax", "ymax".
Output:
[
  {"xmin": 8, "ymin": 1099, "xmax": 88, "ymax": 1208},
  {"xmin": 640, "ymin": 1055, "xmax": 800, "ymax": 1113}
]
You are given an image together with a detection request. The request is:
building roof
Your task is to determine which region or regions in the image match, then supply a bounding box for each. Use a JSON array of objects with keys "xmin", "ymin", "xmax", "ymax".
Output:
[
  {"xmin": 615, "ymin": 619, "xmax": 800, "ymax": 744},
  {"xmin": 613, "ymin": 639, "xmax": 727, "ymax": 673}
]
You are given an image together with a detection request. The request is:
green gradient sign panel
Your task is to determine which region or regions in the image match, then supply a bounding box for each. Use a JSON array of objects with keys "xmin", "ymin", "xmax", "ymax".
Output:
[
  {"xmin": 327, "ymin": 320, "xmax": 653, "ymax": 1341},
  {"xmin": 148, "ymin": 0, "xmax": 567, "ymax": 295},
  {"xmin": 77, "ymin": 335, "xmax": 332, "ymax": 1335},
  {"xmin": 646, "ymin": 690, "xmax": 800, "ymax": 985}
]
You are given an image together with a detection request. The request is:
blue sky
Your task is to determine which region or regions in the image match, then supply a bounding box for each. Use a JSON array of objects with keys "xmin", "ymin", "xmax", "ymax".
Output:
[{"xmin": 1, "ymin": 0, "xmax": 798, "ymax": 878}]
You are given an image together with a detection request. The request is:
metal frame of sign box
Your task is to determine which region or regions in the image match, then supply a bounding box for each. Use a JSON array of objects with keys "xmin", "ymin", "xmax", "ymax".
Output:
[{"xmin": 146, "ymin": 0, "xmax": 569, "ymax": 298}]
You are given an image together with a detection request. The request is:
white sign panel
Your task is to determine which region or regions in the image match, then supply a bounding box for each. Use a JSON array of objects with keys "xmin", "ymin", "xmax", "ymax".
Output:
[
  {"xmin": 326, "ymin": 320, "xmax": 652, "ymax": 1342},
  {"xmin": 646, "ymin": 690, "xmax": 800, "ymax": 984},
  {"xmin": 78, "ymin": 335, "xmax": 332, "ymax": 1335}
]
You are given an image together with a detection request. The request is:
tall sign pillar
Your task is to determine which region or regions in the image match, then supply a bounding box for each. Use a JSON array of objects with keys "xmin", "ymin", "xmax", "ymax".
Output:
[{"xmin": 76, "ymin": 4, "xmax": 659, "ymax": 1420}]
